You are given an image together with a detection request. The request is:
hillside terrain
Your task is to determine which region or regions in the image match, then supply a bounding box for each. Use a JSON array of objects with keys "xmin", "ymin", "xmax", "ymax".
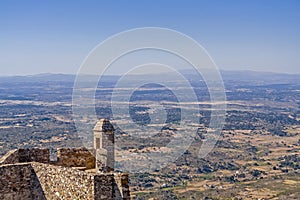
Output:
[{"xmin": 0, "ymin": 71, "xmax": 299, "ymax": 199}]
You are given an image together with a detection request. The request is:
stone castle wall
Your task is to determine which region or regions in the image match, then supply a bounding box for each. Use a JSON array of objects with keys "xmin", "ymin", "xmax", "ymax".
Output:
[
  {"xmin": 0, "ymin": 149, "xmax": 49, "ymax": 165},
  {"xmin": 0, "ymin": 162, "xmax": 130, "ymax": 200},
  {"xmin": 32, "ymin": 162, "xmax": 95, "ymax": 200},
  {"xmin": 0, "ymin": 119, "xmax": 130, "ymax": 199},
  {"xmin": 0, "ymin": 149, "xmax": 19, "ymax": 165},
  {"xmin": 55, "ymin": 147, "xmax": 95, "ymax": 169},
  {"xmin": 114, "ymin": 173, "xmax": 130, "ymax": 199},
  {"xmin": 0, "ymin": 163, "xmax": 45, "ymax": 200},
  {"xmin": 0, "ymin": 148, "xmax": 130, "ymax": 199},
  {"xmin": 0, "ymin": 148, "xmax": 95, "ymax": 168},
  {"xmin": 18, "ymin": 149, "xmax": 50, "ymax": 163},
  {"xmin": 93, "ymin": 173, "xmax": 130, "ymax": 200}
]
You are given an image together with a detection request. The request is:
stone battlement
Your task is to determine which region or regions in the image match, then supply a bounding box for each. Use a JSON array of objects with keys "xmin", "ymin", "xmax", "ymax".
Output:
[
  {"xmin": 0, "ymin": 147, "xmax": 96, "ymax": 168},
  {"xmin": 0, "ymin": 119, "xmax": 130, "ymax": 200},
  {"xmin": 0, "ymin": 161, "xmax": 130, "ymax": 200},
  {"xmin": 0, "ymin": 148, "xmax": 50, "ymax": 165},
  {"xmin": 0, "ymin": 148, "xmax": 130, "ymax": 200}
]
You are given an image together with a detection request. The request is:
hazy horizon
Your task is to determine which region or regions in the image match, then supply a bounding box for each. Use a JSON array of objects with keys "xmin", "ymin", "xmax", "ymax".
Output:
[{"xmin": 0, "ymin": 68, "xmax": 300, "ymax": 78}]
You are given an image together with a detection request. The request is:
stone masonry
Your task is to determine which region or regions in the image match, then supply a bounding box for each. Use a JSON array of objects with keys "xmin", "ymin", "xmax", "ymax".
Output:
[
  {"xmin": 94, "ymin": 119, "xmax": 115, "ymax": 172},
  {"xmin": 55, "ymin": 147, "xmax": 96, "ymax": 169},
  {"xmin": 0, "ymin": 119, "xmax": 130, "ymax": 200}
]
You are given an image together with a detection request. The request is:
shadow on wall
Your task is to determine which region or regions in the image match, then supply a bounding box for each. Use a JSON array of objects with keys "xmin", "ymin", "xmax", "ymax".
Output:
[
  {"xmin": 113, "ymin": 179, "xmax": 123, "ymax": 199},
  {"xmin": 0, "ymin": 163, "xmax": 46, "ymax": 200},
  {"xmin": 30, "ymin": 166, "xmax": 47, "ymax": 200},
  {"xmin": 94, "ymin": 173, "xmax": 130, "ymax": 200}
]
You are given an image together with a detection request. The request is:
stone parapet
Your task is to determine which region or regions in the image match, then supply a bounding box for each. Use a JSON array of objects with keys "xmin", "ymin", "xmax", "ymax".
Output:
[
  {"xmin": 0, "ymin": 149, "xmax": 19, "ymax": 165},
  {"xmin": 0, "ymin": 161, "xmax": 130, "ymax": 199},
  {"xmin": 56, "ymin": 147, "xmax": 95, "ymax": 169},
  {"xmin": 0, "ymin": 148, "xmax": 50, "ymax": 165}
]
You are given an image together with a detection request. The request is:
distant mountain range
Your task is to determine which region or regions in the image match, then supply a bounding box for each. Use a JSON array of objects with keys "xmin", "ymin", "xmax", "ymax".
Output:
[{"xmin": 0, "ymin": 70, "xmax": 299, "ymax": 84}]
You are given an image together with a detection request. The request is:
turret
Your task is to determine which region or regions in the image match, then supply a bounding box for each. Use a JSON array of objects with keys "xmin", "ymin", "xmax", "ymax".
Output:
[{"xmin": 94, "ymin": 119, "xmax": 115, "ymax": 172}]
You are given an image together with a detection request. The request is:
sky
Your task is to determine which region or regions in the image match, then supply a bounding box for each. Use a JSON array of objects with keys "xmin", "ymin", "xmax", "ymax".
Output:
[{"xmin": 0, "ymin": 0, "xmax": 300, "ymax": 76}]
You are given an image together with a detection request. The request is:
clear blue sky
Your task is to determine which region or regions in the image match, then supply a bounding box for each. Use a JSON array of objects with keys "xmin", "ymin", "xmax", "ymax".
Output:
[{"xmin": 0, "ymin": 0, "xmax": 300, "ymax": 75}]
